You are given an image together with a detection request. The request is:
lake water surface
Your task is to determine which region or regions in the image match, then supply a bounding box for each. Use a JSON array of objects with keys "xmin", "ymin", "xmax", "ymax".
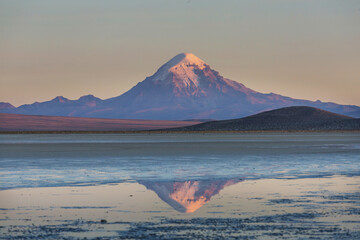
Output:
[{"xmin": 0, "ymin": 133, "xmax": 359, "ymax": 239}]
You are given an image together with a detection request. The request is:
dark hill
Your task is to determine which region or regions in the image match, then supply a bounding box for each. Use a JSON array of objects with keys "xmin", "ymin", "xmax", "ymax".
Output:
[{"xmin": 175, "ymin": 106, "xmax": 360, "ymax": 131}]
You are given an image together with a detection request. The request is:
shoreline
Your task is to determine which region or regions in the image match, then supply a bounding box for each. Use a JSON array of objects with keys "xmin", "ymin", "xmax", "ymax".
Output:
[{"xmin": 1, "ymin": 129, "xmax": 360, "ymax": 134}]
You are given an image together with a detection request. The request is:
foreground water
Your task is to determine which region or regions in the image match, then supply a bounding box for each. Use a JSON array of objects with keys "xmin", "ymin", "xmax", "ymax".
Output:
[{"xmin": 0, "ymin": 133, "xmax": 359, "ymax": 239}]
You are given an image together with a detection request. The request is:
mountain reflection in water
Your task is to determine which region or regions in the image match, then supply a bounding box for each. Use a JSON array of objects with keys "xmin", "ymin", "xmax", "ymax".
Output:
[{"xmin": 139, "ymin": 179, "xmax": 242, "ymax": 213}]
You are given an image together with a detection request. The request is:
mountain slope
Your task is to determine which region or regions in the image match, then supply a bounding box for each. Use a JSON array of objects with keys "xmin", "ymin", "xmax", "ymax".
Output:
[
  {"xmin": 1, "ymin": 53, "xmax": 359, "ymax": 119},
  {"xmin": 0, "ymin": 102, "xmax": 15, "ymax": 110},
  {"xmin": 174, "ymin": 106, "xmax": 360, "ymax": 131},
  {"xmin": 88, "ymin": 53, "xmax": 360, "ymax": 119},
  {"xmin": 99, "ymin": 53, "xmax": 263, "ymax": 119}
]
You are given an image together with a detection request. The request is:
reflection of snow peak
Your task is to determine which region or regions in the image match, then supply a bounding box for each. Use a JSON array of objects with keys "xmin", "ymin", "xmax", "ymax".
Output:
[{"xmin": 140, "ymin": 179, "xmax": 241, "ymax": 213}]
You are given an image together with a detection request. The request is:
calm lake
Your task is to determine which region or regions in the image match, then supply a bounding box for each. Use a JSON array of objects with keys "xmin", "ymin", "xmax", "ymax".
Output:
[{"xmin": 1, "ymin": 133, "xmax": 359, "ymax": 239}]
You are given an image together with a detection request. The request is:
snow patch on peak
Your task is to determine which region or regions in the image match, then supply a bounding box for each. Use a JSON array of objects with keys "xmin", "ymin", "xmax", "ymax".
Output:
[
  {"xmin": 150, "ymin": 53, "xmax": 208, "ymax": 86},
  {"xmin": 166, "ymin": 53, "xmax": 206, "ymax": 70}
]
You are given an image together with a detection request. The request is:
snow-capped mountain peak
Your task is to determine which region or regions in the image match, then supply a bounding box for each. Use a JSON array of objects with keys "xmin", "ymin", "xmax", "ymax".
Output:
[
  {"xmin": 166, "ymin": 53, "xmax": 207, "ymax": 70},
  {"xmin": 1, "ymin": 53, "xmax": 359, "ymax": 120},
  {"xmin": 150, "ymin": 53, "xmax": 207, "ymax": 86}
]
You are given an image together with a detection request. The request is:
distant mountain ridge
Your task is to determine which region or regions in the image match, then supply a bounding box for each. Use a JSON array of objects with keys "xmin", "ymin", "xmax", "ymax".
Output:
[
  {"xmin": 1, "ymin": 53, "xmax": 359, "ymax": 119},
  {"xmin": 174, "ymin": 106, "xmax": 360, "ymax": 131},
  {"xmin": 2, "ymin": 95, "xmax": 103, "ymax": 117},
  {"xmin": 0, "ymin": 102, "xmax": 15, "ymax": 110}
]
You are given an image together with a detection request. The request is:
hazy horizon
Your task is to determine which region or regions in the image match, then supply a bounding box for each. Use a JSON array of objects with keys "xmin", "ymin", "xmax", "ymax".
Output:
[{"xmin": 1, "ymin": 0, "xmax": 359, "ymax": 107}]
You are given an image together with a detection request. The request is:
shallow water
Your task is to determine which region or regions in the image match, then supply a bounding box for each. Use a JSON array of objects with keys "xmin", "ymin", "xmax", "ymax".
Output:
[{"xmin": 0, "ymin": 133, "xmax": 360, "ymax": 239}]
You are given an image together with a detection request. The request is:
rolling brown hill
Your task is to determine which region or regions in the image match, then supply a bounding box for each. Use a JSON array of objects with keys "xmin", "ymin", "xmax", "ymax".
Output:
[
  {"xmin": 0, "ymin": 113, "xmax": 201, "ymax": 132},
  {"xmin": 174, "ymin": 106, "xmax": 360, "ymax": 131}
]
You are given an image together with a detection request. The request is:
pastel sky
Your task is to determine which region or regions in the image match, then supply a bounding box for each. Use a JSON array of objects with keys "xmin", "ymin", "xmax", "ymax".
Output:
[{"xmin": 1, "ymin": 0, "xmax": 359, "ymax": 106}]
